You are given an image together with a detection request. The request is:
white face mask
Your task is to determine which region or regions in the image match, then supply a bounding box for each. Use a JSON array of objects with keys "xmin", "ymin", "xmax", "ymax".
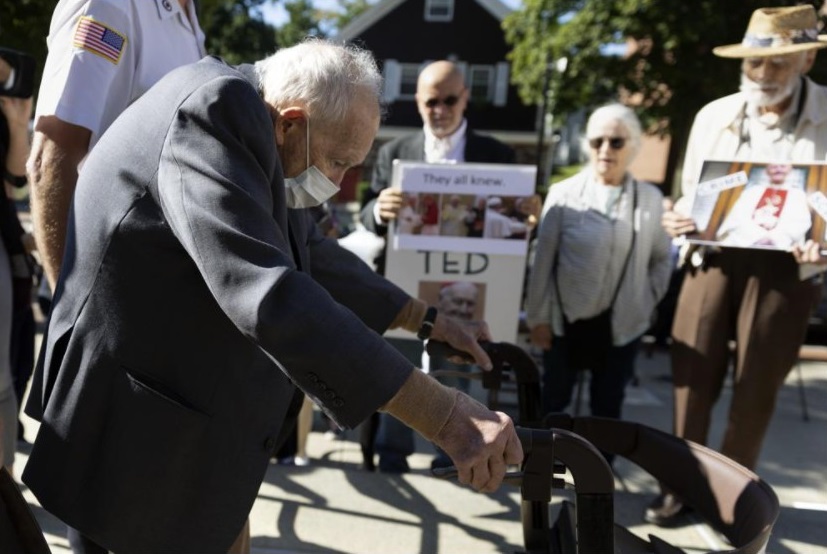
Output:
[{"xmin": 283, "ymin": 117, "xmax": 339, "ymax": 209}]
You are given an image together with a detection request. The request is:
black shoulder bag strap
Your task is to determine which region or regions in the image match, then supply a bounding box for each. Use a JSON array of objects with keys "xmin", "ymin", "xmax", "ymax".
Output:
[{"xmin": 552, "ymin": 179, "xmax": 638, "ymax": 323}]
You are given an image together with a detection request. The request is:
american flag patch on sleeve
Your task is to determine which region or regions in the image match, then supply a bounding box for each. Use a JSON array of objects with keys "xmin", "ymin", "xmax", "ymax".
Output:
[{"xmin": 73, "ymin": 16, "xmax": 127, "ymax": 64}]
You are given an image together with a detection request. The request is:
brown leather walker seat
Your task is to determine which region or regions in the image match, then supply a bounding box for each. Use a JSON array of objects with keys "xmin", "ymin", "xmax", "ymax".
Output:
[
  {"xmin": 543, "ymin": 415, "xmax": 779, "ymax": 554},
  {"xmin": 428, "ymin": 341, "xmax": 780, "ymax": 554}
]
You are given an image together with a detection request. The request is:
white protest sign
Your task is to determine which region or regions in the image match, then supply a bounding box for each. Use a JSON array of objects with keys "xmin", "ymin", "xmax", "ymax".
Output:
[
  {"xmin": 384, "ymin": 250, "xmax": 524, "ymax": 342},
  {"xmin": 389, "ymin": 161, "xmax": 537, "ymax": 255},
  {"xmin": 384, "ymin": 161, "xmax": 537, "ymax": 342}
]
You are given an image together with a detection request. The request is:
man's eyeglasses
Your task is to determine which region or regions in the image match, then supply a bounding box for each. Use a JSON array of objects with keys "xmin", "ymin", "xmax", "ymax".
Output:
[
  {"xmin": 588, "ymin": 136, "xmax": 626, "ymax": 150},
  {"xmin": 424, "ymin": 95, "xmax": 460, "ymax": 109}
]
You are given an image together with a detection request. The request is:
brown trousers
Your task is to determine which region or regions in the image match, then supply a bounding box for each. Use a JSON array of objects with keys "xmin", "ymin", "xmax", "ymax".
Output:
[{"xmin": 670, "ymin": 248, "xmax": 820, "ymax": 470}]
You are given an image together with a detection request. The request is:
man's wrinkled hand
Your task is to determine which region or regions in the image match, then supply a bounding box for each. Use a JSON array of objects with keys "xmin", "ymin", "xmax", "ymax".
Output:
[
  {"xmin": 430, "ymin": 314, "xmax": 493, "ymax": 370},
  {"xmin": 791, "ymin": 240, "xmax": 827, "ymax": 265},
  {"xmin": 377, "ymin": 188, "xmax": 404, "ymax": 223},
  {"xmin": 434, "ymin": 393, "xmax": 523, "ymax": 492},
  {"xmin": 661, "ymin": 209, "xmax": 697, "ymax": 238}
]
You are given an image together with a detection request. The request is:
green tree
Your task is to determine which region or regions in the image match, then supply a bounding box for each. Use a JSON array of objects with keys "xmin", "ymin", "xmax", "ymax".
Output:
[
  {"xmin": 278, "ymin": 0, "xmax": 324, "ymax": 47},
  {"xmin": 198, "ymin": 0, "xmax": 278, "ymax": 63},
  {"xmin": 0, "ymin": 0, "xmax": 55, "ymax": 101},
  {"xmin": 279, "ymin": 0, "xmax": 374, "ymax": 45},
  {"xmin": 504, "ymin": 0, "xmax": 825, "ymax": 192},
  {"xmin": 318, "ymin": 0, "xmax": 373, "ymax": 32}
]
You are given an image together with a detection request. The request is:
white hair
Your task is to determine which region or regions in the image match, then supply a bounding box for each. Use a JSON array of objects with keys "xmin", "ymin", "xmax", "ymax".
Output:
[
  {"xmin": 439, "ymin": 281, "xmax": 479, "ymax": 300},
  {"xmin": 584, "ymin": 103, "xmax": 643, "ymax": 158},
  {"xmin": 255, "ymin": 38, "xmax": 383, "ymax": 126}
]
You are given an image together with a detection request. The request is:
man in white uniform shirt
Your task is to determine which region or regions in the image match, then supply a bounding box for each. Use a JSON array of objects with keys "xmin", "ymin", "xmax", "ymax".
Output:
[{"xmin": 28, "ymin": 0, "xmax": 206, "ymax": 291}]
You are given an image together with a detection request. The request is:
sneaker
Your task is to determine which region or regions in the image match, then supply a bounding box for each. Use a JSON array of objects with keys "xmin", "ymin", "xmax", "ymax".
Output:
[
  {"xmin": 293, "ymin": 456, "xmax": 310, "ymax": 467},
  {"xmin": 644, "ymin": 493, "xmax": 690, "ymax": 526}
]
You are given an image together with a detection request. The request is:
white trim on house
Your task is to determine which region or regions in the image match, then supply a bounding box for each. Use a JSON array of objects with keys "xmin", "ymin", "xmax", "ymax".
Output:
[
  {"xmin": 382, "ymin": 59, "xmax": 401, "ymax": 103},
  {"xmin": 335, "ymin": 0, "xmax": 406, "ymax": 43},
  {"xmin": 493, "ymin": 62, "xmax": 509, "ymax": 106},
  {"xmin": 467, "ymin": 64, "xmax": 495, "ymax": 102},
  {"xmin": 424, "ymin": 0, "xmax": 454, "ymax": 22},
  {"xmin": 334, "ymin": 0, "xmax": 513, "ymax": 42},
  {"xmin": 475, "ymin": 0, "xmax": 511, "ymax": 20}
]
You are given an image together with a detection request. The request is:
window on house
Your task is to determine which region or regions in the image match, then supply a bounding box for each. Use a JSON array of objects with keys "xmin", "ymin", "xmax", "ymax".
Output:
[
  {"xmin": 425, "ymin": 0, "xmax": 454, "ymax": 22},
  {"xmin": 468, "ymin": 65, "xmax": 494, "ymax": 102},
  {"xmin": 398, "ymin": 64, "xmax": 420, "ymax": 99}
]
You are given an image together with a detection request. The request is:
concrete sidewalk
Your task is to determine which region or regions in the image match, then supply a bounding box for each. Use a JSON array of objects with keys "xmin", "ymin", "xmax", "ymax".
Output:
[{"xmin": 14, "ymin": 345, "xmax": 827, "ymax": 553}]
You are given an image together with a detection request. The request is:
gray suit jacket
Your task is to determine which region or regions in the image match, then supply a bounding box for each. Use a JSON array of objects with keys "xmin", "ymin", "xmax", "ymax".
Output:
[{"xmin": 23, "ymin": 57, "xmax": 414, "ymax": 553}]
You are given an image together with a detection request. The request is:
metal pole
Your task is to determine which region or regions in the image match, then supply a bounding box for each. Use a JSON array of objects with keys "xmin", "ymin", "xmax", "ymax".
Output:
[{"xmin": 535, "ymin": 62, "xmax": 553, "ymax": 190}]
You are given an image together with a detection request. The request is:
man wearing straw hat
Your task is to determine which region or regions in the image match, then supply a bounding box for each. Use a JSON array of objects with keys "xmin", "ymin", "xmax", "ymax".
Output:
[{"xmin": 651, "ymin": 5, "xmax": 827, "ymax": 525}]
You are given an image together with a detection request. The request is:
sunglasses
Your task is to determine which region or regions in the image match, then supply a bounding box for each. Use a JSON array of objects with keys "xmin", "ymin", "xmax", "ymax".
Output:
[
  {"xmin": 588, "ymin": 136, "xmax": 626, "ymax": 150},
  {"xmin": 424, "ymin": 95, "xmax": 460, "ymax": 108}
]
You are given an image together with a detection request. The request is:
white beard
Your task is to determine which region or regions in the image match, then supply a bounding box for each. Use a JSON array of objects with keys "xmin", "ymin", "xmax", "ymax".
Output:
[{"xmin": 740, "ymin": 73, "xmax": 798, "ymax": 109}]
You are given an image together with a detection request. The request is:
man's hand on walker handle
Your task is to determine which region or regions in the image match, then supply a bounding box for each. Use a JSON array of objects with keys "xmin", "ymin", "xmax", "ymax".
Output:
[
  {"xmin": 382, "ymin": 369, "xmax": 523, "ymax": 492},
  {"xmin": 433, "ymin": 392, "xmax": 523, "ymax": 493}
]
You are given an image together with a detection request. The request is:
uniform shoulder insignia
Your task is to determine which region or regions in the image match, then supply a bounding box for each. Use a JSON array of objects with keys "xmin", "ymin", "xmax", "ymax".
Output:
[{"xmin": 72, "ymin": 16, "xmax": 127, "ymax": 65}]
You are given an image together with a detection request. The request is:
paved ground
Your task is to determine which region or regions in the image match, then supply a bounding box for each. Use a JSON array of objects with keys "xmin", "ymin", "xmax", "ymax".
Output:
[{"xmin": 12, "ymin": 339, "xmax": 827, "ymax": 553}]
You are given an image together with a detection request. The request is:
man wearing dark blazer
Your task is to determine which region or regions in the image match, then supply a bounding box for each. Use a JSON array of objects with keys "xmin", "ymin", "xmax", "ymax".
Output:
[
  {"xmin": 357, "ymin": 61, "xmax": 516, "ymax": 473},
  {"xmin": 360, "ymin": 60, "xmax": 516, "ymax": 247},
  {"xmin": 21, "ymin": 40, "xmax": 522, "ymax": 553}
]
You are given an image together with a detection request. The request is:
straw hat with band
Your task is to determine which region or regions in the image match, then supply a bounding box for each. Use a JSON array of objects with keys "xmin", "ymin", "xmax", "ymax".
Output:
[{"xmin": 713, "ymin": 5, "xmax": 827, "ymax": 58}]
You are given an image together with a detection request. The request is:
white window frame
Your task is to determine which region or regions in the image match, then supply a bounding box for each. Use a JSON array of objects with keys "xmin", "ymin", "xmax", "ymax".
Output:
[
  {"xmin": 467, "ymin": 65, "xmax": 495, "ymax": 103},
  {"xmin": 493, "ymin": 62, "xmax": 510, "ymax": 106},
  {"xmin": 425, "ymin": 0, "xmax": 454, "ymax": 22},
  {"xmin": 382, "ymin": 59, "xmax": 401, "ymax": 103},
  {"xmin": 397, "ymin": 63, "xmax": 421, "ymax": 100}
]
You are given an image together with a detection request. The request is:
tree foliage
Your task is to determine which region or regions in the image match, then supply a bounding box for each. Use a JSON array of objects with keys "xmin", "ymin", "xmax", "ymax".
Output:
[
  {"xmin": 0, "ymin": 0, "xmax": 56, "ymax": 100},
  {"xmin": 277, "ymin": 0, "xmax": 323, "ymax": 47},
  {"xmin": 318, "ymin": 0, "xmax": 374, "ymax": 32},
  {"xmin": 198, "ymin": 0, "xmax": 278, "ymax": 63},
  {"xmin": 279, "ymin": 0, "xmax": 373, "ymax": 46},
  {"xmin": 504, "ymin": 0, "xmax": 825, "ymax": 189}
]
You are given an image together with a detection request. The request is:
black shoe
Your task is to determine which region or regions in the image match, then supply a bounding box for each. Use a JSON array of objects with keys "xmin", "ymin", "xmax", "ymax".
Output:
[
  {"xmin": 378, "ymin": 455, "xmax": 409, "ymax": 474},
  {"xmin": 430, "ymin": 454, "xmax": 452, "ymax": 471},
  {"xmin": 644, "ymin": 493, "xmax": 690, "ymax": 526}
]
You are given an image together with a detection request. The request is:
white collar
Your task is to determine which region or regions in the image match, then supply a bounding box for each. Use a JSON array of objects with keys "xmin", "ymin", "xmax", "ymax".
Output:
[{"xmin": 423, "ymin": 119, "xmax": 467, "ymax": 162}]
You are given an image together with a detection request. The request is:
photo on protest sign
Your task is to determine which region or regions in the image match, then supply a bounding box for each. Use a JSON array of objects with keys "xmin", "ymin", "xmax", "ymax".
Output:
[
  {"xmin": 384, "ymin": 248, "xmax": 521, "ymax": 342},
  {"xmin": 688, "ymin": 159, "xmax": 827, "ymax": 250},
  {"xmin": 389, "ymin": 161, "xmax": 537, "ymax": 255},
  {"xmin": 418, "ymin": 280, "xmax": 487, "ymax": 323}
]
